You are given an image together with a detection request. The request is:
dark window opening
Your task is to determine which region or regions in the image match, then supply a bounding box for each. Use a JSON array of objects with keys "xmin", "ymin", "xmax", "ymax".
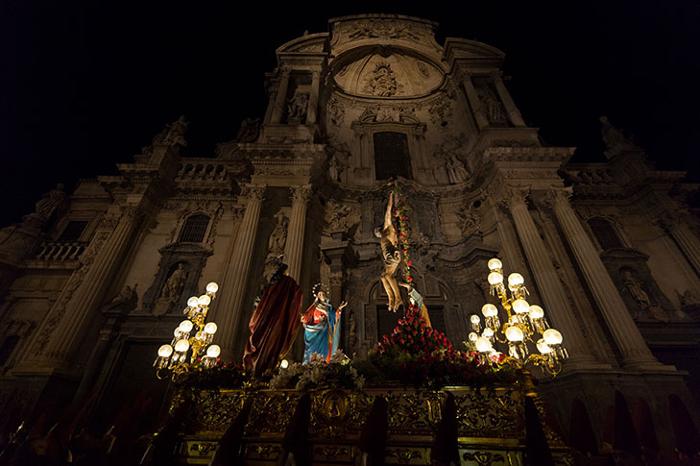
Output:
[
  {"xmin": 58, "ymin": 221, "xmax": 88, "ymax": 242},
  {"xmin": 178, "ymin": 214, "xmax": 210, "ymax": 243},
  {"xmin": 588, "ymin": 217, "xmax": 624, "ymax": 250},
  {"xmin": 0, "ymin": 335, "xmax": 20, "ymax": 366},
  {"xmin": 373, "ymin": 132, "xmax": 412, "ymax": 180}
]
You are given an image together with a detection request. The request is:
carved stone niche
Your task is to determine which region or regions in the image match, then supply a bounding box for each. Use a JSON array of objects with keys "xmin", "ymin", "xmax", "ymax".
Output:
[
  {"xmin": 600, "ymin": 248, "xmax": 676, "ymax": 323},
  {"xmin": 142, "ymin": 243, "xmax": 213, "ymax": 316}
]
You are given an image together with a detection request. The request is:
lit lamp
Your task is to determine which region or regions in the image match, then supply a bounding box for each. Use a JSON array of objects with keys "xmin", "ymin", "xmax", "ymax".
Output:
[
  {"xmin": 154, "ymin": 281, "xmax": 222, "ymax": 380},
  {"xmin": 469, "ymin": 258, "xmax": 569, "ymax": 376}
]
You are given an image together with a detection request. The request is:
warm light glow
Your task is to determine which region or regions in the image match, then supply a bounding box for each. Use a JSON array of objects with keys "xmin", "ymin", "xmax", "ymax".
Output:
[
  {"xmin": 536, "ymin": 339, "xmax": 552, "ymax": 354},
  {"xmin": 174, "ymin": 339, "xmax": 190, "ymax": 353},
  {"xmin": 470, "ymin": 315, "xmax": 481, "ymax": 325},
  {"xmin": 512, "ymin": 298, "xmax": 530, "ymax": 314},
  {"xmin": 206, "ymin": 344, "xmax": 221, "ymax": 358},
  {"xmin": 206, "ymin": 282, "xmax": 219, "ymax": 294},
  {"xmin": 198, "ymin": 295, "xmax": 212, "ymax": 306},
  {"xmin": 158, "ymin": 344, "xmax": 173, "ymax": 358},
  {"xmin": 507, "ymin": 273, "xmax": 524, "ymax": 287},
  {"xmin": 487, "ymin": 271, "xmax": 504, "ymax": 286},
  {"xmin": 543, "ymin": 328, "xmax": 563, "ymax": 345},
  {"xmin": 475, "ymin": 336, "xmax": 493, "ymax": 353},
  {"xmin": 178, "ymin": 320, "xmax": 194, "ymax": 333},
  {"xmin": 482, "ymin": 327, "xmax": 494, "ymax": 338},
  {"xmin": 487, "ymin": 258, "xmax": 502, "ymax": 271},
  {"xmin": 204, "ymin": 322, "xmax": 218, "ymax": 334},
  {"xmin": 280, "ymin": 359, "xmax": 289, "ymax": 369},
  {"xmin": 468, "ymin": 332, "xmax": 478, "ymax": 342},
  {"xmin": 529, "ymin": 305, "xmax": 544, "ymax": 319},
  {"xmin": 481, "ymin": 304, "xmax": 498, "ymax": 317},
  {"xmin": 505, "ymin": 326, "xmax": 524, "ymax": 342},
  {"xmin": 187, "ymin": 296, "xmax": 199, "ymax": 307}
]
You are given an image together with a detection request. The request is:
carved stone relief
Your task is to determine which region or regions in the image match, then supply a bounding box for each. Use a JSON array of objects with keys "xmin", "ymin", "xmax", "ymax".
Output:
[
  {"xmin": 362, "ymin": 62, "xmax": 402, "ymax": 97},
  {"xmin": 327, "ymin": 96, "xmax": 345, "ymax": 127},
  {"xmin": 474, "ymin": 80, "xmax": 507, "ymax": 126},
  {"xmin": 263, "ymin": 210, "xmax": 289, "ymax": 282}
]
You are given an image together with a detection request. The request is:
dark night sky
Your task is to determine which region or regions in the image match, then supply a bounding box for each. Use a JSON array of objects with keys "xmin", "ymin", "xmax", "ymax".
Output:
[{"xmin": 2, "ymin": 1, "xmax": 699, "ymax": 226}]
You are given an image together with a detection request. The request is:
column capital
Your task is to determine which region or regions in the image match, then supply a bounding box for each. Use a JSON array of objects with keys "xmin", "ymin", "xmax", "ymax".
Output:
[
  {"xmin": 532, "ymin": 187, "xmax": 573, "ymax": 212},
  {"xmin": 501, "ymin": 185, "xmax": 530, "ymax": 210},
  {"xmin": 291, "ymin": 184, "xmax": 312, "ymax": 204},
  {"xmin": 241, "ymin": 184, "xmax": 266, "ymax": 202}
]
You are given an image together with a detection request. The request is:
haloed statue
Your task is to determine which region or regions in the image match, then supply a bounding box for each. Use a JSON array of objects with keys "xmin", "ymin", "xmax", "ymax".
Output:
[{"xmin": 301, "ymin": 283, "xmax": 347, "ymax": 364}]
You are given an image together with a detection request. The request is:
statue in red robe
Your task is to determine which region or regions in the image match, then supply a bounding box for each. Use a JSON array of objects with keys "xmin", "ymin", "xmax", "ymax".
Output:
[{"xmin": 243, "ymin": 262, "xmax": 302, "ymax": 376}]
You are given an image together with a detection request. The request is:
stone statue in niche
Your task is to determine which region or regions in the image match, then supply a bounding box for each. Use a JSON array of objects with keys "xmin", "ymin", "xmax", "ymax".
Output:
[
  {"xmin": 619, "ymin": 268, "xmax": 668, "ymax": 322},
  {"xmin": 105, "ymin": 284, "xmax": 139, "ymax": 312},
  {"xmin": 326, "ymin": 140, "xmax": 350, "ymax": 183},
  {"xmin": 287, "ymin": 89, "xmax": 309, "ymax": 123},
  {"xmin": 327, "ymin": 97, "xmax": 345, "ymax": 127},
  {"xmin": 263, "ymin": 212, "xmax": 289, "ymax": 282},
  {"xmin": 445, "ymin": 154, "xmax": 470, "ymax": 184},
  {"xmin": 362, "ymin": 63, "xmax": 401, "ymax": 97},
  {"xmin": 477, "ymin": 85, "xmax": 507, "ymax": 125},
  {"xmin": 153, "ymin": 263, "xmax": 188, "ymax": 316},
  {"xmin": 599, "ymin": 115, "xmax": 640, "ymax": 159},
  {"xmin": 236, "ymin": 117, "xmax": 261, "ymax": 143}
]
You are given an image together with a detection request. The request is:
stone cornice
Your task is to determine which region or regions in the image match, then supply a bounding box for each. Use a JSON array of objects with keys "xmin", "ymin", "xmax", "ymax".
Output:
[{"xmin": 486, "ymin": 146, "xmax": 575, "ymax": 165}]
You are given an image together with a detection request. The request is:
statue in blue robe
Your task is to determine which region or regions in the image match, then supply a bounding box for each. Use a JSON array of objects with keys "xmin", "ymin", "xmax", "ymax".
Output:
[{"xmin": 301, "ymin": 284, "xmax": 347, "ymax": 363}]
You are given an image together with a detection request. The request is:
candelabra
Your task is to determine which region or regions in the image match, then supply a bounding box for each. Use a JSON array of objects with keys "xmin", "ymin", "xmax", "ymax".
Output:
[
  {"xmin": 154, "ymin": 281, "xmax": 222, "ymax": 380},
  {"xmin": 467, "ymin": 258, "xmax": 569, "ymax": 376}
]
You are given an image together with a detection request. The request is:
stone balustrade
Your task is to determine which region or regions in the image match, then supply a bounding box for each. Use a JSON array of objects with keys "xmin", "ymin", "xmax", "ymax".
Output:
[
  {"xmin": 176, "ymin": 162, "xmax": 229, "ymax": 182},
  {"xmin": 33, "ymin": 241, "xmax": 86, "ymax": 262}
]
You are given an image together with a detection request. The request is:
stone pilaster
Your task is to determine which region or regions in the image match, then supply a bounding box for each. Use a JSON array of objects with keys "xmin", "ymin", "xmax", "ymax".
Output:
[
  {"xmin": 22, "ymin": 205, "xmax": 142, "ymax": 369},
  {"xmin": 306, "ymin": 71, "xmax": 320, "ymax": 125},
  {"xmin": 506, "ymin": 188, "xmax": 598, "ymax": 366},
  {"xmin": 493, "ymin": 76, "xmax": 526, "ymax": 127},
  {"xmin": 660, "ymin": 217, "xmax": 700, "ymax": 277},
  {"xmin": 550, "ymin": 189, "xmax": 667, "ymax": 369},
  {"xmin": 285, "ymin": 185, "xmax": 311, "ymax": 282},
  {"xmin": 461, "ymin": 76, "xmax": 489, "ymax": 129},
  {"xmin": 270, "ymin": 68, "xmax": 290, "ymax": 124},
  {"xmin": 213, "ymin": 185, "xmax": 265, "ymax": 354}
]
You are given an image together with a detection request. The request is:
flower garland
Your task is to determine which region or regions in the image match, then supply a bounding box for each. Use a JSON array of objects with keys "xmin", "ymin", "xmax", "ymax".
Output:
[{"xmin": 391, "ymin": 183, "xmax": 414, "ymax": 285}]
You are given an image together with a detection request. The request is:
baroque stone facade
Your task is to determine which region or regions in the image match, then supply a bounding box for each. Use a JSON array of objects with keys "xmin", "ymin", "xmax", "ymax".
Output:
[{"xmin": 0, "ymin": 14, "xmax": 699, "ymax": 460}]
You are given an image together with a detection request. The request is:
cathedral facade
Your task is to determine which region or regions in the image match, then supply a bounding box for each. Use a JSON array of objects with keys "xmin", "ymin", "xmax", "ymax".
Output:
[{"xmin": 1, "ymin": 14, "xmax": 699, "ymax": 457}]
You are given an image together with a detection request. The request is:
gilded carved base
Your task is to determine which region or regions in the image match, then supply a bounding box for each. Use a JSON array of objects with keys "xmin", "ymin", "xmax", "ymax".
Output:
[{"xmin": 172, "ymin": 385, "xmax": 570, "ymax": 465}]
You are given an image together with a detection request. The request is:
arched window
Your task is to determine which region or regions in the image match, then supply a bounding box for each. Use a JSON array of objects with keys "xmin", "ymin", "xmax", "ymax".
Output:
[
  {"xmin": 588, "ymin": 217, "xmax": 624, "ymax": 250},
  {"xmin": 178, "ymin": 214, "xmax": 210, "ymax": 243},
  {"xmin": 669, "ymin": 395, "xmax": 700, "ymax": 455},
  {"xmin": 569, "ymin": 399, "xmax": 598, "ymax": 455}
]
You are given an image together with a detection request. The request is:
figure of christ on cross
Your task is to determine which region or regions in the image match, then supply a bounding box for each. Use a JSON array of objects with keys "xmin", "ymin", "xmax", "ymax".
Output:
[{"xmin": 374, "ymin": 191, "xmax": 404, "ymax": 312}]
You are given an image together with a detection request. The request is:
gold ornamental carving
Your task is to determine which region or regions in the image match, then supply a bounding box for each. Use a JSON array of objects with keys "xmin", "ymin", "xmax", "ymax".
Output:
[
  {"xmin": 452, "ymin": 388, "xmax": 524, "ymax": 438},
  {"xmin": 310, "ymin": 389, "xmax": 374, "ymax": 439},
  {"xmin": 245, "ymin": 390, "xmax": 301, "ymax": 436},
  {"xmin": 386, "ymin": 390, "xmax": 445, "ymax": 436}
]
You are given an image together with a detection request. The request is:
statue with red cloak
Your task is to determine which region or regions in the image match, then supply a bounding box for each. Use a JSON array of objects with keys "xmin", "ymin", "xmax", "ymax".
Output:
[{"xmin": 243, "ymin": 261, "xmax": 302, "ymax": 376}]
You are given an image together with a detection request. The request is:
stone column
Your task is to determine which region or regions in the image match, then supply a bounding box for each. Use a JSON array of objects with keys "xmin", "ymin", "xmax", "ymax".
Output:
[
  {"xmin": 551, "ymin": 190, "xmax": 665, "ymax": 369},
  {"xmin": 270, "ymin": 68, "xmax": 290, "ymax": 124},
  {"xmin": 664, "ymin": 220, "xmax": 700, "ymax": 277},
  {"xmin": 493, "ymin": 76, "xmax": 526, "ymax": 127},
  {"xmin": 462, "ymin": 76, "xmax": 489, "ymax": 129},
  {"xmin": 507, "ymin": 189, "xmax": 597, "ymax": 365},
  {"xmin": 285, "ymin": 185, "xmax": 311, "ymax": 282},
  {"xmin": 306, "ymin": 71, "xmax": 320, "ymax": 125},
  {"xmin": 33, "ymin": 206, "xmax": 141, "ymax": 367},
  {"xmin": 213, "ymin": 186, "xmax": 265, "ymax": 354}
]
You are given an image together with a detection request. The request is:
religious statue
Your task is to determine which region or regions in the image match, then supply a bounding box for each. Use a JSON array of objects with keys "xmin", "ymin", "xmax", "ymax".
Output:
[
  {"xmin": 363, "ymin": 63, "xmax": 400, "ymax": 97},
  {"xmin": 301, "ymin": 283, "xmax": 347, "ymax": 363},
  {"xmin": 599, "ymin": 115, "xmax": 640, "ymax": 159},
  {"xmin": 268, "ymin": 212, "xmax": 288, "ymax": 255},
  {"xmin": 263, "ymin": 212, "xmax": 289, "ymax": 282},
  {"xmin": 243, "ymin": 260, "xmax": 303, "ymax": 375},
  {"xmin": 142, "ymin": 115, "xmax": 188, "ymax": 155},
  {"xmin": 445, "ymin": 154, "xmax": 470, "ymax": 184},
  {"xmin": 287, "ymin": 89, "xmax": 309, "ymax": 123},
  {"xmin": 235, "ymin": 117, "xmax": 261, "ymax": 143},
  {"xmin": 160, "ymin": 264, "xmax": 187, "ymax": 300},
  {"xmin": 477, "ymin": 85, "xmax": 507, "ymax": 124},
  {"xmin": 398, "ymin": 282, "xmax": 431, "ymax": 327},
  {"xmin": 33, "ymin": 184, "xmax": 66, "ymax": 222},
  {"xmin": 620, "ymin": 269, "xmax": 668, "ymax": 322},
  {"xmin": 374, "ymin": 191, "xmax": 404, "ymax": 312},
  {"xmin": 105, "ymin": 284, "xmax": 138, "ymax": 312}
]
